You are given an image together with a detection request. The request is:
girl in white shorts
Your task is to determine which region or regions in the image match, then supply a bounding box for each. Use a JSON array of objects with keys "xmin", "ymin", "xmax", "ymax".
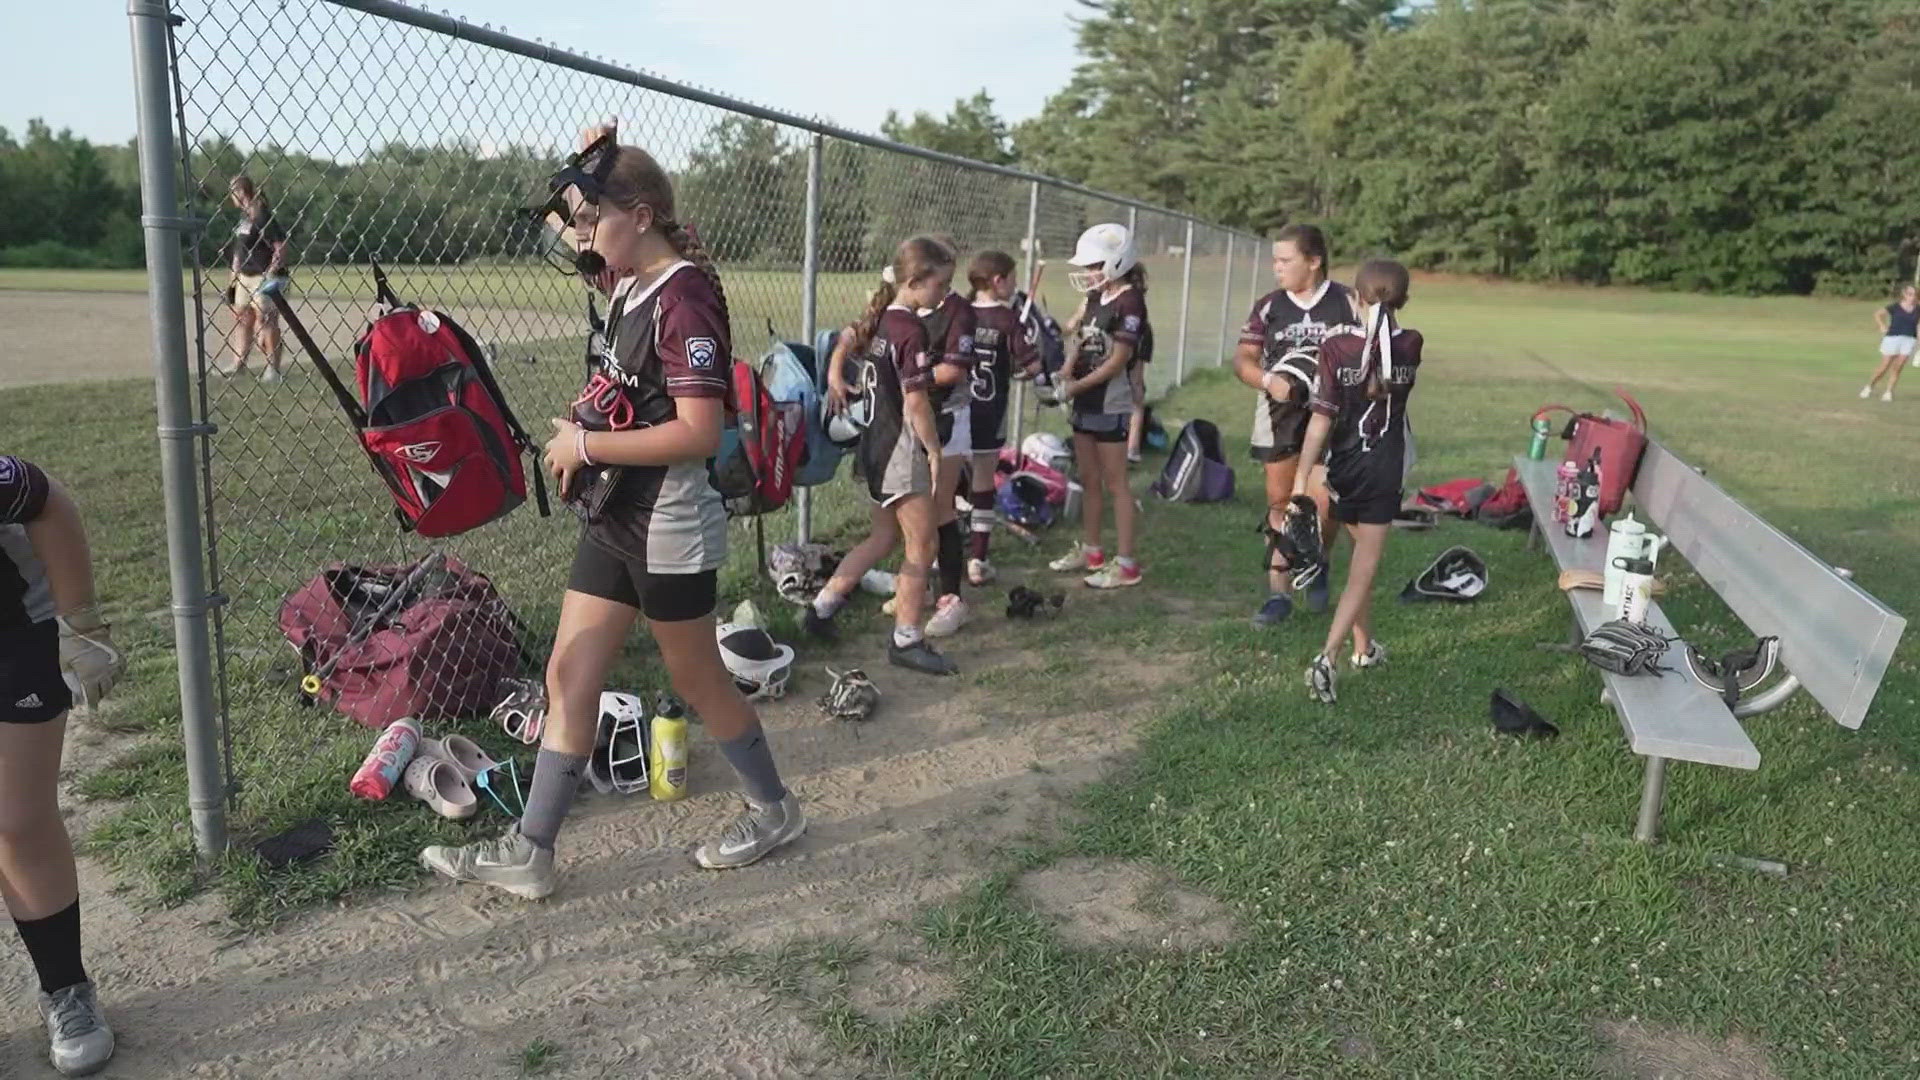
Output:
[{"xmin": 1862, "ymin": 284, "xmax": 1919, "ymax": 402}]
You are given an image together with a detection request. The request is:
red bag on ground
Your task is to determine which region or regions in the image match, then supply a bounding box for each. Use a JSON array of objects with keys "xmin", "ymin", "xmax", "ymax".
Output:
[
  {"xmin": 278, "ymin": 554, "xmax": 527, "ymax": 728},
  {"xmin": 1415, "ymin": 477, "xmax": 1494, "ymax": 516},
  {"xmin": 1533, "ymin": 390, "xmax": 1647, "ymax": 516}
]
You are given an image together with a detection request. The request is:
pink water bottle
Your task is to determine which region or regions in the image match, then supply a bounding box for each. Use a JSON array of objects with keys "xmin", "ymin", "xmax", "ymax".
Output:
[
  {"xmin": 1554, "ymin": 460, "xmax": 1579, "ymax": 524},
  {"xmin": 350, "ymin": 717, "xmax": 421, "ymax": 800}
]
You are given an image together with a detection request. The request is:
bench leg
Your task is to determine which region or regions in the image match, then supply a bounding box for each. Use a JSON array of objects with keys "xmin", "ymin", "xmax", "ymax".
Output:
[
  {"xmin": 1634, "ymin": 756, "xmax": 1669, "ymax": 843},
  {"xmin": 1526, "ymin": 517, "xmax": 1542, "ymax": 553}
]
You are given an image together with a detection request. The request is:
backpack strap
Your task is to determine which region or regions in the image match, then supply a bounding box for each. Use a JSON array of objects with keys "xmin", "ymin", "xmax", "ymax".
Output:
[
  {"xmin": 268, "ymin": 290, "xmax": 366, "ymax": 428},
  {"xmin": 370, "ymin": 261, "xmax": 401, "ymax": 309},
  {"xmin": 461, "ymin": 329, "xmax": 551, "ymax": 518}
]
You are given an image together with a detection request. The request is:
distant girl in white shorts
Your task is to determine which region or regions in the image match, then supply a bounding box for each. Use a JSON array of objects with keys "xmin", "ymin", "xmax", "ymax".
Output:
[{"xmin": 1861, "ymin": 283, "xmax": 1918, "ymax": 402}]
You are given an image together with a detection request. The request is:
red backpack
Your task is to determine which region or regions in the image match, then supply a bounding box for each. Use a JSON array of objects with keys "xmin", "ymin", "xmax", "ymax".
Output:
[
  {"xmin": 273, "ymin": 268, "xmax": 548, "ymax": 537},
  {"xmin": 711, "ymin": 356, "xmax": 803, "ymax": 517}
]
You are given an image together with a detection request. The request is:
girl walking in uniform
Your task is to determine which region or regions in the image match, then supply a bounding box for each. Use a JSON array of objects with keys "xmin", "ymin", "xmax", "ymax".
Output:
[
  {"xmin": 1861, "ymin": 283, "xmax": 1919, "ymax": 401},
  {"xmin": 808, "ymin": 237, "xmax": 959, "ymax": 676},
  {"xmin": 962, "ymin": 250, "xmax": 1040, "ymax": 585},
  {"xmin": 1047, "ymin": 222, "xmax": 1147, "ymax": 589},
  {"xmin": 1233, "ymin": 224, "xmax": 1355, "ymax": 628},
  {"xmin": 423, "ymin": 126, "xmax": 804, "ymax": 897},
  {"xmin": 1291, "ymin": 259, "xmax": 1424, "ymax": 704},
  {"xmin": 1, "ymin": 457, "xmax": 123, "ymax": 1077}
]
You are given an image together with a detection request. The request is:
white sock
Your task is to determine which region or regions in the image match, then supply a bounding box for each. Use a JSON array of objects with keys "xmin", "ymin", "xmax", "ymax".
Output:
[{"xmin": 892, "ymin": 625, "xmax": 923, "ymax": 648}]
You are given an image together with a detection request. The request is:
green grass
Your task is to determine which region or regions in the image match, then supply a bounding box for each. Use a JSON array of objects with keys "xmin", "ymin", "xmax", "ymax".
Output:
[
  {"xmin": 12, "ymin": 271, "xmax": 1920, "ymax": 1073},
  {"xmin": 514, "ymin": 1038, "xmax": 562, "ymax": 1077}
]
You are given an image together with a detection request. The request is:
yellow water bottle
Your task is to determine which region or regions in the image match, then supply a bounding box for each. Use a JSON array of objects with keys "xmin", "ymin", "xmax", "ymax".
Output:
[{"xmin": 648, "ymin": 694, "xmax": 689, "ymax": 801}]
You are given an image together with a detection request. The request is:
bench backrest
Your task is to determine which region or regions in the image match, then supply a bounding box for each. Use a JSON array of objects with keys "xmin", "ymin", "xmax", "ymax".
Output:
[{"xmin": 1630, "ymin": 439, "xmax": 1905, "ymax": 730}]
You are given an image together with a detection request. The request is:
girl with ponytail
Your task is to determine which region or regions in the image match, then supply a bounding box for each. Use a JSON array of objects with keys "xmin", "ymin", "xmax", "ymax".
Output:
[
  {"xmin": 423, "ymin": 124, "xmax": 804, "ymax": 898},
  {"xmin": 808, "ymin": 237, "xmax": 959, "ymax": 677},
  {"xmin": 1290, "ymin": 259, "xmax": 1424, "ymax": 706}
]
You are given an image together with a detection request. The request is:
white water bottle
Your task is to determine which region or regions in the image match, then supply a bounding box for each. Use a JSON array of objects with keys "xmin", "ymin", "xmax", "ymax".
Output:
[{"xmin": 1616, "ymin": 555, "xmax": 1654, "ymax": 623}]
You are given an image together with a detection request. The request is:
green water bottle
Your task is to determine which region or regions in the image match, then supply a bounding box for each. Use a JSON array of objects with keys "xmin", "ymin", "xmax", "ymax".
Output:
[{"xmin": 1528, "ymin": 416, "xmax": 1552, "ymax": 460}]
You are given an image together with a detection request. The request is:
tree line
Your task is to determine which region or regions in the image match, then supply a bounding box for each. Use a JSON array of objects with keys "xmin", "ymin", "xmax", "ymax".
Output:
[{"xmin": 4, "ymin": 0, "xmax": 1913, "ymax": 295}]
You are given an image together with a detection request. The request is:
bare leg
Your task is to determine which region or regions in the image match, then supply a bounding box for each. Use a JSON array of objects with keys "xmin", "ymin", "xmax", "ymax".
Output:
[
  {"xmin": 542, "ymin": 590, "xmax": 641, "ymax": 757},
  {"xmin": 1887, "ymin": 354, "xmax": 1908, "ymax": 393},
  {"xmin": 225, "ymin": 307, "xmax": 255, "ymax": 374},
  {"xmin": 258, "ymin": 311, "xmax": 284, "ymax": 375},
  {"xmin": 650, "ymin": 613, "xmax": 756, "ymax": 742},
  {"xmin": 0, "ymin": 717, "xmax": 78, "ymax": 921},
  {"xmin": 1097, "ymin": 438, "xmax": 1135, "ymax": 560},
  {"xmin": 818, "ymin": 504, "xmax": 901, "ymax": 600},
  {"xmin": 1264, "ymin": 458, "xmax": 1299, "ymax": 594},
  {"xmin": 1321, "ymin": 523, "xmax": 1389, "ymax": 660},
  {"xmin": 1867, "ymin": 352, "xmax": 1901, "ymax": 391},
  {"xmin": 1075, "ymin": 431, "xmax": 1105, "ymax": 551},
  {"xmin": 893, "ymin": 493, "xmax": 937, "ymax": 630}
]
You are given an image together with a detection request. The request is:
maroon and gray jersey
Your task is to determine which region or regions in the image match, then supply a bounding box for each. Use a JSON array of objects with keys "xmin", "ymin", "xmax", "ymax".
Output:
[
  {"xmin": 0, "ymin": 456, "xmax": 54, "ymax": 628},
  {"xmin": 1069, "ymin": 284, "xmax": 1146, "ymax": 418},
  {"xmin": 1311, "ymin": 323, "xmax": 1425, "ymax": 502},
  {"xmin": 857, "ymin": 306, "xmax": 936, "ymax": 503},
  {"xmin": 967, "ymin": 299, "xmax": 1036, "ymax": 412},
  {"xmin": 1241, "ymin": 281, "xmax": 1358, "ymax": 456},
  {"xmin": 921, "ymin": 291, "xmax": 977, "ymax": 416},
  {"xmin": 573, "ymin": 262, "xmax": 731, "ymax": 574}
]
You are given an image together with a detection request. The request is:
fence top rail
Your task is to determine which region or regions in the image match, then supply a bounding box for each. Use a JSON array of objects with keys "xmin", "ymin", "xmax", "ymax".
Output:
[{"xmin": 318, "ymin": 0, "xmax": 1258, "ymax": 237}]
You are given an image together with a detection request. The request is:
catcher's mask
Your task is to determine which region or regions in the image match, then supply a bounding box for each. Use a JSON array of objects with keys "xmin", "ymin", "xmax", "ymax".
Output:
[
  {"xmin": 533, "ymin": 133, "xmax": 619, "ymax": 279},
  {"xmin": 1683, "ymin": 635, "xmax": 1780, "ymax": 708}
]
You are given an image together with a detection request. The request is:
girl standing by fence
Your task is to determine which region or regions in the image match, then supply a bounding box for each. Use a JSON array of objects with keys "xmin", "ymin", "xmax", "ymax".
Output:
[
  {"xmin": 1048, "ymin": 223, "xmax": 1147, "ymax": 589},
  {"xmin": 963, "ymin": 249, "xmax": 1039, "ymax": 585},
  {"xmin": 422, "ymin": 127, "xmax": 804, "ymax": 898},
  {"xmin": 810, "ymin": 237, "xmax": 961, "ymax": 676}
]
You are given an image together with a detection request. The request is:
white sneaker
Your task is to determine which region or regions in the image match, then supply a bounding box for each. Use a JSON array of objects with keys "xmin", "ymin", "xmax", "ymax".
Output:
[
  {"xmin": 1049, "ymin": 543, "xmax": 1104, "ymax": 573},
  {"xmin": 1084, "ymin": 562, "xmax": 1143, "ymax": 589},
  {"xmin": 1861, "ymin": 386, "xmax": 1874, "ymax": 399},
  {"xmin": 260, "ymin": 366, "xmax": 281, "ymax": 384},
  {"xmin": 1352, "ymin": 640, "xmax": 1388, "ymax": 670},
  {"xmin": 38, "ymin": 981, "xmax": 114, "ymax": 1077},
  {"xmin": 404, "ymin": 757, "xmax": 478, "ymax": 820},
  {"xmin": 966, "ymin": 558, "xmax": 996, "ymax": 586},
  {"xmin": 925, "ymin": 595, "xmax": 971, "ymax": 637},
  {"xmin": 1883, "ymin": 390, "xmax": 1895, "ymax": 402}
]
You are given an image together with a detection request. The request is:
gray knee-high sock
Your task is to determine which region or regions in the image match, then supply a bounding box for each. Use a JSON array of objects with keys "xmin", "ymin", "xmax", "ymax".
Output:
[
  {"xmin": 718, "ymin": 726, "xmax": 787, "ymax": 806},
  {"xmin": 519, "ymin": 748, "xmax": 588, "ymax": 850}
]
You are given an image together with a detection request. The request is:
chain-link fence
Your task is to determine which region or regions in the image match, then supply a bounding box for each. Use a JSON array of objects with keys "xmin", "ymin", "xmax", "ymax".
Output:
[{"xmin": 129, "ymin": 0, "xmax": 1269, "ymax": 853}]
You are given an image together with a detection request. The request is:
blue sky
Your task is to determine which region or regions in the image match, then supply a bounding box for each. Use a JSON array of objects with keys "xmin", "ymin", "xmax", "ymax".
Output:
[{"xmin": 1, "ymin": 0, "xmax": 1085, "ymax": 146}]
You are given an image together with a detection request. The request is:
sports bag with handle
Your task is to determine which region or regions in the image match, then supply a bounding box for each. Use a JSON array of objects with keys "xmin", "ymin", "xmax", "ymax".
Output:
[
  {"xmin": 271, "ymin": 265, "xmax": 548, "ymax": 537},
  {"xmin": 1532, "ymin": 389, "xmax": 1647, "ymax": 516}
]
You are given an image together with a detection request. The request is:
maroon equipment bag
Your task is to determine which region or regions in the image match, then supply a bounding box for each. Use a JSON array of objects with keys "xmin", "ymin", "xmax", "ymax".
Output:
[
  {"xmin": 271, "ymin": 265, "xmax": 548, "ymax": 537},
  {"xmin": 278, "ymin": 553, "xmax": 528, "ymax": 728},
  {"xmin": 1532, "ymin": 390, "xmax": 1647, "ymax": 516}
]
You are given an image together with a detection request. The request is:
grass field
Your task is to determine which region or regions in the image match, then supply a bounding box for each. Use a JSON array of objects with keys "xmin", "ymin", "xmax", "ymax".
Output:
[{"xmin": 8, "ymin": 271, "xmax": 1919, "ymax": 1074}]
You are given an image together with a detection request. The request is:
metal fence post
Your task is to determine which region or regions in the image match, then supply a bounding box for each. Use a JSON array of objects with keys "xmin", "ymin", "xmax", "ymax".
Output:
[
  {"xmin": 1010, "ymin": 179, "xmax": 1039, "ymax": 450},
  {"xmin": 1218, "ymin": 233, "xmax": 1235, "ymax": 366},
  {"xmin": 796, "ymin": 133, "xmax": 822, "ymax": 544},
  {"xmin": 128, "ymin": 0, "xmax": 227, "ymax": 857},
  {"xmin": 1248, "ymin": 234, "xmax": 1261, "ymax": 308},
  {"xmin": 1176, "ymin": 219, "xmax": 1194, "ymax": 387}
]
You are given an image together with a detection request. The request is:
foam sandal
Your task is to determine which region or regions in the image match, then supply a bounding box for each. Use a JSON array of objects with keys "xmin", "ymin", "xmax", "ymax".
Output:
[
  {"xmin": 404, "ymin": 757, "xmax": 478, "ymax": 820},
  {"xmin": 417, "ymin": 735, "xmax": 499, "ymax": 785}
]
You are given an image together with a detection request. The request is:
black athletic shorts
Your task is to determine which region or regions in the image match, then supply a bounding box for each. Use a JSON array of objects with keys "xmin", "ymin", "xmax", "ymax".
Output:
[
  {"xmin": 567, "ymin": 538, "xmax": 717, "ymax": 622},
  {"xmin": 970, "ymin": 395, "xmax": 1009, "ymax": 452},
  {"xmin": 1, "ymin": 621, "xmax": 71, "ymax": 724},
  {"xmin": 1071, "ymin": 412, "xmax": 1129, "ymax": 444},
  {"xmin": 1330, "ymin": 488, "xmax": 1401, "ymax": 527}
]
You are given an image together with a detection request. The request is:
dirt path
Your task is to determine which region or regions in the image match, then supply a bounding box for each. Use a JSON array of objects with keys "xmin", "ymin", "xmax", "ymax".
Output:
[
  {"xmin": 0, "ymin": 290, "xmax": 576, "ymax": 390},
  {"xmin": 0, "ymin": 631, "xmax": 1187, "ymax": 1079}
]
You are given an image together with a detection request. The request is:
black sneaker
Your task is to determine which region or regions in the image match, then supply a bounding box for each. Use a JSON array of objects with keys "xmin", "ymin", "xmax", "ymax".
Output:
[
  {"xmin": 802, "ymin": 606, "xmax": 839, "ymax": 641},
  {"xmin": 1252, "ymin": 594, "xmax": 1293, "ymax": 628},
  {"xmin": 888, "ymin": 637, "xmax": 958, "ymax": 676}
]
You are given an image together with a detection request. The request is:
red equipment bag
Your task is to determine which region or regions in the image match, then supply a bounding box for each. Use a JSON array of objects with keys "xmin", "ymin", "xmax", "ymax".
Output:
[
  {"xmin": 710, "ymin": 358, "xmax": 802, "ymax": 517},
  {"xmin": 271, "ymin": 265, "xmax": 548, "ymax": 538},
  {"xmin": 278, "ymin": 553, "xmax": 528, "ymax": 728},
  {"xmin": 1533, "ymin": 390, "xmax": 1647, "ymax": 516}
]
